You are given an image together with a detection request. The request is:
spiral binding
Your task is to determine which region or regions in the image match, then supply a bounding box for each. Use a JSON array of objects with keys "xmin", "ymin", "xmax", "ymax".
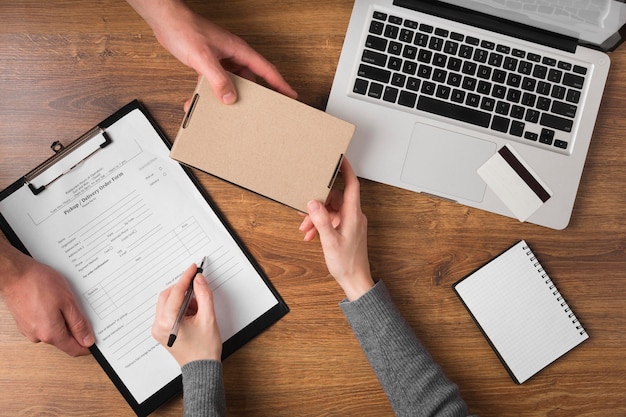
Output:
[{"xmin": 522, "ymin": 244, "xmax": 587, "ymax": 336}]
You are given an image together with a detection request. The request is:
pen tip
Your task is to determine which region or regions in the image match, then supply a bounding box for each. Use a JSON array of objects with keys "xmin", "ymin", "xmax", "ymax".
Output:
[{"xmin": 167, "ymin": 334, "xmax": 176, "ymax": 347}]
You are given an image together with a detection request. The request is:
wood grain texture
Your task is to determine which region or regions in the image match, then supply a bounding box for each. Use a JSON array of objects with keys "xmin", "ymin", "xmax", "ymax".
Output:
[{"xmin": 1, "ymin": 1, "xmax": 625, "ymax": 416}]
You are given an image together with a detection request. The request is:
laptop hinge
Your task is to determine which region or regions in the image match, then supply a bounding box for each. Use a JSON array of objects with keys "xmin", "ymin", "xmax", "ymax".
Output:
[{"xmin": 393, "ymin": 0, "xmax": 578, "ymax": 53}]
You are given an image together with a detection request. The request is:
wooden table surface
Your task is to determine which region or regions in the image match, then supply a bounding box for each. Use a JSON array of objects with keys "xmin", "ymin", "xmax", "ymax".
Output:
[{"xmin": 1, "ymin": 1, "xmax": 625, "ymax": 416}]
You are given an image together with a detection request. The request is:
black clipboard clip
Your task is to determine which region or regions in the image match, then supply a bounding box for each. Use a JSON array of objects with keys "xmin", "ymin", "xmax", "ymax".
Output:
[{"xmin": 24, "ymin": 126, "xmax": 112, "ymax": 195}]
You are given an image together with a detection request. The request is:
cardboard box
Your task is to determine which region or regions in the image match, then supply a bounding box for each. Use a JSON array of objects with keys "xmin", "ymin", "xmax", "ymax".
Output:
[{"xmin": 170, "ymin": 74, "xmax": 355, "ymax": 212}]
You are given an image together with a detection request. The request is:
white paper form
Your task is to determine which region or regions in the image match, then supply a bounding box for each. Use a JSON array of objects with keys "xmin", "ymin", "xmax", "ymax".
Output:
[{"xmin": 0, "ymin": 108, "xmax": 279, "ymax": 404}]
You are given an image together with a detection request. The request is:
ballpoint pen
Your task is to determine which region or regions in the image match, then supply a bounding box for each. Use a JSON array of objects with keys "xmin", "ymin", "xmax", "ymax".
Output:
[{"xmin": 167, "ymin": 256, "xmax": 206, "ymax": 347}]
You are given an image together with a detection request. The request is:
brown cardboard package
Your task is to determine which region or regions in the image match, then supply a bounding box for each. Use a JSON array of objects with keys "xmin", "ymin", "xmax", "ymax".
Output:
[{"xmin": 170, "ymin": 74, "xmax": 355, "ymax": 213}]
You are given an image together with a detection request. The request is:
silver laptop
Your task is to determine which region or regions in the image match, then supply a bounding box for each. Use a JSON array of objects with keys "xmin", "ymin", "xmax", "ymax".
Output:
[{"xmin": 326, "ymin": 0, "xmax": 626, "ymax": 229}]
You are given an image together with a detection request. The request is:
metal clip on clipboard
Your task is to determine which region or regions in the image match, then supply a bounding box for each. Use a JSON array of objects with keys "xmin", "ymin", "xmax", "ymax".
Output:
[{"xmin": 24, "ymin": 126, "xmax": 112, "ymax": 195}]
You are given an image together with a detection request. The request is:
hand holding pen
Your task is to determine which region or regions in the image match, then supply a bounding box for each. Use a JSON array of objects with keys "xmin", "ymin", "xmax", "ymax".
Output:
[{"xmin": 151, "ymin": 259, "xmax": 222, "ymax": 366}]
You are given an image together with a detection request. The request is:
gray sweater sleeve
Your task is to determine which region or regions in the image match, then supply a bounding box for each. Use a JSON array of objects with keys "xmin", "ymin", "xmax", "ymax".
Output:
[
  {"xmin": 340, "ymin": 280, "xmax": 474, "ymax": 417},
  {"xmin": 181, "ymin": 360, "xmax": 226, "ymax": 417}
]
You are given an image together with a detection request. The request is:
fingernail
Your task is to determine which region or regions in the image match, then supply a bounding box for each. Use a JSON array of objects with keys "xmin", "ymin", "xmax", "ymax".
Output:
[
  {"xmin": 307, "ymin": 200, "xmax": 320, "ymax": 212},
  {"xmin": 83, "ymin": 334, "xmax": 95, "ymax": 347},
  {"xmin": 222, "ymin": 91, "xmax": 236, "ymax": 104}
]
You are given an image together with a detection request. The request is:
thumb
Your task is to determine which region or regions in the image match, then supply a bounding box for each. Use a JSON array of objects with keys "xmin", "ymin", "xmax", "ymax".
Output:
[
  {"xmin": 64, "ymin": 302, "xmax": 95, "ymax": 347},
  {"xmin": 191, "ymin": 273, "xmax": 215, "ymax": 317},
  {"xmin": 203, "ymin": 67, "xmax": 237, "ymax": 105},
  {"xmin": 307, "ymin": 200, "xmax": 336, "ymax": 244}
]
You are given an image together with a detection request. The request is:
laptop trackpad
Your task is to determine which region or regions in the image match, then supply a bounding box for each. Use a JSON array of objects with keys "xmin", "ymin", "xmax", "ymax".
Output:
[{"xmin": 401, "ymin": 122, "xmax": 497, "ymax": 202}]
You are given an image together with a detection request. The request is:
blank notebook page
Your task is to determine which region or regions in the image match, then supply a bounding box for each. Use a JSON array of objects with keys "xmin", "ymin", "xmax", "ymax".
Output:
[{"xmin": 454, "ymin": 240, "xmax": 588, "ymax": 383}]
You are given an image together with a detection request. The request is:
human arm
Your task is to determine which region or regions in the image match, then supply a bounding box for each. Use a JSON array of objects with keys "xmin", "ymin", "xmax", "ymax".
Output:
[
  {"xmin": 0, "ymin": 238, "xmax": 94, "ymax": 356},
  {"xmin": 125, "ymin": 0, "xmax": 297, "ymax": 105},
  {"xmin": 151, "ymin": 263, "xmax": 225, "ymax": 417},
  {"xmin": 300, "ymin": 159, "xmax": 472, "ymax": 416}
]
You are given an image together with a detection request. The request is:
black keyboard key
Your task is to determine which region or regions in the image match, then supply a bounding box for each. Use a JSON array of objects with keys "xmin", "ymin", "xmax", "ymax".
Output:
[
  {"xmin": 362, "ymin": 50, "xmax": 387, "ymax": 67},
  {"xmin": 429, "ymin": 37, "xmax": 444, "ymax": 51},
  {"xmin": 447, "ymin": 57, "xmax": 462, "ymax": 71},
  {"xmin": 539, "ymin": 128, "xmax": 555, "ymax": 145},
  {"xmin": 358, "ymin": 64, "xmax": 391, "ymax": 83},
  {"xmin": 558, "ymin": 61, "xmax": 572, "ymax": 71},
  {"xmin": 512, "ymin": 48, "xmax": 526, "ymax": 58},
  {"xmin": 525, "ymin": 109, "xmax": 540, "ymax": 123},
  {"xmin": 384, "ymin": 24, "xmax": 400, "ymax": 39},
  {"xmin": 407, "ymin": 77, "xmax": 421, "ymax": 91},
  {"xmin": 488, "ymin": 52, "xmax": 504, "ymax": 67},
  {"xmin": 466, "ymin": 93, "xmax": 480, "ymax": 107},
  {"xmin": 537, "ymin": 81, "xmax": 551, "ymax": 95},
  {"xmin": 444, "ymin": 40, "xmax": 459, "ymax": 55},
  {"xmin": 388, "ymin": 15, "xmax": 403, "ymax": 25},
  {"xmin": 528, "ymin": 53, "xmax": 541, "ymax": 62},
  {"xmin": 421, "ymin": 81, "xmax": 436, "ymax": 95},
  {"xmin": 491, "ymin": 116, "xmax": 510, "ymax": 133},
  {"xmin": 398, "ymin": 90, "xmax": 417, "ymax": 107},
  {"xmin": 403, "ymin": 45, "xmax": 418, "ymax": 59},
  {"xmin": 391, "ymin": 73, "xmax": 406, "ymax": 87},
  {"xmin": 542, "ymin": 57, "xmax": 557, "ymax": 66},
  {"xmin": 447, "ymin": 72, "xmax": 463, "ymax": 87},
  {"xmin": 573, "ymin": 65, "xmax": 587, "ymax": 75},
  {"xmin": 466, "ymin": 36, "xmax": 479, "ymax": 45},
  {"xmin": 414, "ymin": 33, "xmax": 429, "ymax": 47},
  {"xmin": 537, "ymin": 97, "xmax": 551, "ymax": 110},
  {"xmin": 548, "ymin": 69, "xmax": 563, "ymax": 83},
  {"xmin": 510, "ymin": 121, "xmax": 525, "ymax": 137},
  {"xmin": 566, "ymin": 89, "xmax": 581, "ymax": 104},
  {"xmin": 521, "ymin": 92, "xmax": 536, "ymax": 107},
  {"xmin": 435, "ymin": 28, "xmax": 449, "ymax": 37},
  {"xmin": 459, "ymin": 45, "xmax": 474, "ymax": 59},
  {"xmin": 451, "ymin": 32, "xmax": 464, "ymax": 41},
  {"xmin": 541, "ymin": 113, "xmax": 573, "ymax": 132},
  {"xmin": 518, "ymin": 61, "xmax": 533, "ymax": 75},
  {"xmin": 551, "ymin": 101, "xmax": 577, "ymax": 118},
  {"xmin": 492, "ymin": 85, "xmax": 506, "ymax": 99},
  {"xmin": 388, "ymin": 56, "xmax": 402, "ymax": 71},
  {"xmin": 525, "ymin": 131, "xmax": 538, "ymax": 141},
  {"xmin": 388, "ymin": 41, "xmax": 402, "ymax": 55},
  {"xmin": 462, "ymin": 76, "xmax": 477, "ymax": 91},
  {"xmin": 496, "ymin": 101, "xmax": 510, "ymax": 115},
  {"xmin": 370, "ymin": 20, "xmax": 384, "ymax": 35},
  {"xmin": 418, "ymin": 49, "xmax": 433, "ymax": 63},
  {"xmin": 477, "ymin": 65, "xmax": 492, "ymax": 79},
  {"xmin": 368, "ymin": 82, "xmax": 384, "ymax": 99},
  {"xmin": 417, "ymin": 64, "xmax": 432, "ymax": 79},
  {"xmin": 462, "ymin": 61, "xmax": 477, "ymax": 75},
  {"xmin": 510, "ymin": 105, "xmax": 525, "ymax": 119},
  {"xmin": 433, "ymin": 53, "xmax": 447, "ymax": 67},
  {"xmin": 420, "ymin": 23, "xmax": 434, "ymax": 33},
  {"xmin": 383, "ymin": 86, "xmax": 399, "ymax": 102},
  {"xmin": 533, "ymin": 65, "xmax": 548, "ymax": 79},
  {"xmin": 353, "ymin": 78, "xmax": 368, "ymax": 95},
  {"xmin": 404, "ymin": 19, "xmax": 418, "ymax": 29},
  {"xmin": 563, "ymin": 73, "xmax": 585, "ymax": 89},
  {"xmin": 451, "ymin": 89, "xmax": 466, "ymax": 103},
  {"xmin": 436, "ymin": 85, "xmax": 451, "ymax": 99},
  {"xmin": 554, "ymin": 139, "xmax": 568, "ymax": 149},
  {"xmin": 551, "ymin": 85, "xmax": 566, "ymax": 99},
  {"xmin": 366, "ymin": 35, "xmax": 387, "ymax": 51},
  {"xmin": 433, "ymin": 68, "xmax": 447, "ymax": 83},
  {"xmin": 481, "ymin": 97, "xmax": 495, "ymax": 111},
  {"xmin": 402, "ymin": 61, "xmax": 417, "ymax": 75},
  {"xmin": 417, "ymin": 96, "xmax": 491, "ymax": 127},
  {"xmin": 503, "ymin": 57, "xmax": 518, "ymax": 71},
  {"xmin": 481, "ymin": 40, "xmax": 495, "ymax": 50},
  {"xmin": 477, "ymin": 80, "xmax": 491, "ymax": 95},
  {"xmin": 373, "ymin": 11, "xmax": 387, "ymax": 21},
  {"xmin": 521, "ymin": 77, "xmax": 536, "ymax": 91},
  {"xmin": 492, "ymin": 69, "xmax": 506, "ymax": 83}
]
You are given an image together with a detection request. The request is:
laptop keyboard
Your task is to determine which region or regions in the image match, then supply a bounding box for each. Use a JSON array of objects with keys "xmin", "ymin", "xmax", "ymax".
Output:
[{"xmin": 351, "ymin": 10, "xmax": 590, "ymax": 154}]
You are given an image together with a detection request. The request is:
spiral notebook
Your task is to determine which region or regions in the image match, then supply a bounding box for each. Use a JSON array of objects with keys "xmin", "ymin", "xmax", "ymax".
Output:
[{"xmin": 454, "ymin": 240, "xmax": 588, "ymax": 384}]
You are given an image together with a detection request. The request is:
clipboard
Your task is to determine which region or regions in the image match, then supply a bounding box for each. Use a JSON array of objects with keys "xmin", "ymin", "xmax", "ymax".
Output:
[{"xmin": 0, "ymin": 100, "xmax": 289, "ymax": 416}]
